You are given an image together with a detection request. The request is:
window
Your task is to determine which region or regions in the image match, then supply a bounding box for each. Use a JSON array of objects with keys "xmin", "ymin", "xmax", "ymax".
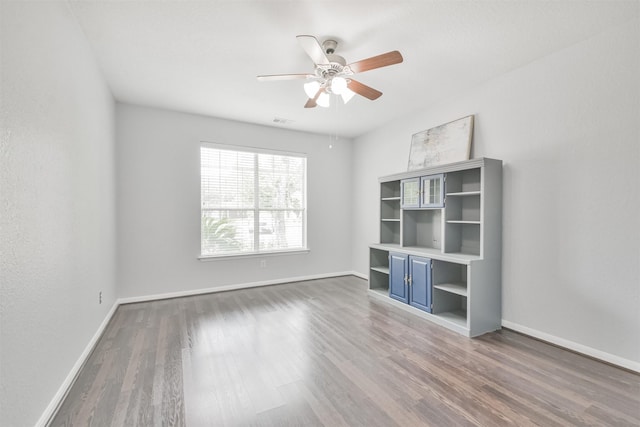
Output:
[{"xmin": 200, "ymin": 143, "xmax": 307, "ymax": 257}]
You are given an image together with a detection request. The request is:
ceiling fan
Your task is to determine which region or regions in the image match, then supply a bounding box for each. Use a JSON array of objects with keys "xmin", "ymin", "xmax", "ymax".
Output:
[{"xmin": 257, "ymin": 35, "xmax": 403, "ymax": 108}]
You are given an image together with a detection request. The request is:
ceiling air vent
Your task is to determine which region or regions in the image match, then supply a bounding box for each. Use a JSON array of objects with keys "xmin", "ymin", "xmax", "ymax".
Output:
[{"xmin": 273, "ymin": 117, "xmax": 294, "ymax": 125}]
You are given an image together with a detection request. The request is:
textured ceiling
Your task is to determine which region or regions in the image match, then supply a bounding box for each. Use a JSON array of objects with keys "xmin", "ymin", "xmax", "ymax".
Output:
[{"xmin": 67, "ymin": 0, "xmax": 637, "ymax": 138}]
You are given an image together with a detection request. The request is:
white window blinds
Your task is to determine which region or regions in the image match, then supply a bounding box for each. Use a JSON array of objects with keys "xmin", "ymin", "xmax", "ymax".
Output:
[{"xmin": 200, "ymin": 144, "xmax": 307, "ymax": 257}]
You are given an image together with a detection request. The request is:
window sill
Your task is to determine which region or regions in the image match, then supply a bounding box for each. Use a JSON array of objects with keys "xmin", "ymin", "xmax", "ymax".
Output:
[{"xmin": 198, "ymin": 248, "xmax": 310, "ymax": 262}]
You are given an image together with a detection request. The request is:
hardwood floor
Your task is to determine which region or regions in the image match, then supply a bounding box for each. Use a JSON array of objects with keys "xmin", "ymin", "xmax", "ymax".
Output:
[{"xmin": 50, "ymin": 276, "xmax": 640, "ymax": 426}]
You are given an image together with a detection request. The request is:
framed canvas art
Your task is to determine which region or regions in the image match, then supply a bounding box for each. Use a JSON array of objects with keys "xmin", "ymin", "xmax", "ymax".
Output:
[{"xmin": 407, "ymin": 115, "xmax": 474, "ymax": 171}]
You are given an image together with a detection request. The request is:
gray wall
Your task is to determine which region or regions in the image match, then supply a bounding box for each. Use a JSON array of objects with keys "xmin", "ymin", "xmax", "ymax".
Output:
[
  {"xmin": 115, "ymin": 104, "xmax": 353, "ymax": 299},
  {"xmin": 0, "ymin": 2, "xmax": 117, "ymax": 426},
  {"xmin": 351, "ymin": 18, "xmax": 640, "ymax": 366}
]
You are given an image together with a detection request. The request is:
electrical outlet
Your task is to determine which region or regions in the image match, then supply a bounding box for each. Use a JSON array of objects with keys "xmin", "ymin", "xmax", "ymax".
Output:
[
  {"xmin": 99, "ymin": 291, "xmax": 102, "ymax": 304},
  {"xmin": 260, "ymin": 259, "xmax": 266, "ymax": 268}
]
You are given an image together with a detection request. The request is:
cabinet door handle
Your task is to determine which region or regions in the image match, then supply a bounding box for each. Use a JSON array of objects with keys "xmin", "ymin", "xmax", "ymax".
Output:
[
  {"xmin": 403, "ymin": 275, "xmax": 408, "ymax": 284},
  {"xmin": 408, "ymin": 275, "xmax": 412, "ymax": 286}
]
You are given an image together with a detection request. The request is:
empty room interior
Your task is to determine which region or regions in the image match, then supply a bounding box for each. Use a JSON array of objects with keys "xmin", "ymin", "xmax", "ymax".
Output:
[{"xmin": 1, "ymin": 1, "xmax": 639, "ymax": 426}]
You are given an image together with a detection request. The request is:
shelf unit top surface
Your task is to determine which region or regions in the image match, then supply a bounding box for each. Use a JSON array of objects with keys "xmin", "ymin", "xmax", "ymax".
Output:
[{"xmin": 378, "ymin": 157, "xmax": 501, "ymax": 183}]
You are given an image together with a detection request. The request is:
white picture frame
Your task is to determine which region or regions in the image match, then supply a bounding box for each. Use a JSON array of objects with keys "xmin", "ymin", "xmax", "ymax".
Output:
[{"xmin": 407, "ymin": 115, "xmax": 474, "ymax": 171}]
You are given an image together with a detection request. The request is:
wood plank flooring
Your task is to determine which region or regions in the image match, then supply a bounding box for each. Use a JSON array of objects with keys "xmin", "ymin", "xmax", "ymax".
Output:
[{"xmin": 50, "ymin": 276, "xmax": 640, "ymax": 426}]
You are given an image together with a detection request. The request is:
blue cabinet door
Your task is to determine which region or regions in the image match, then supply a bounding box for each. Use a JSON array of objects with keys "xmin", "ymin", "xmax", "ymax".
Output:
[
  {"xmin": 409, "ymin": 256, "xmax": 432, "ymax": 312},
  {"xmin": 389, "ymin": 252, "xmax": 409, "ymax": 303}
]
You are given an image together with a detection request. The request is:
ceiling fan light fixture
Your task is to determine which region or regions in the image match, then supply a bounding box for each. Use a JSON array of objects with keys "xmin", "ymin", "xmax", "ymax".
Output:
[
  {"xmin": 341, "ymin": 87, "xmax": 356, "ymax": 104},
  {"xmin": 317, "ymin": 92, "xmax": 330, "ymax": 108},
  {"xmin": 331, "ymin": 76, "xmax": 348, "ymax": 95},
  {"xmin": 303, "ymin": 81, "xmax": 321, "ymax": 98}
]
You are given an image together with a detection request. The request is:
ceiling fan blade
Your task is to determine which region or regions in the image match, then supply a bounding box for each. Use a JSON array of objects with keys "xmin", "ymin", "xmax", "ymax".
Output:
[
  {"xmin": 347, "ymin": 79, "xmax": 382, "ymax": 100},
  {"xmin": 347, "ymin": 51, "xmax": 403, "ymax": 74},
  {"xmin": 257, "ymin": 73, "xmax": 315, "ymax": 82},
  {"xmin": 297, "ymin": 35, "xmax": 330, "ymax": 65},
  {"xmin": 304, "ymin": 87, "xmax": 325, "ymax": 108}
]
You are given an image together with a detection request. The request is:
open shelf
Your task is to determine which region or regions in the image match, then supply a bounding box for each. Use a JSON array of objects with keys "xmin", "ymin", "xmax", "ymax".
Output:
[
  {"xmin": 433, "ymin": 282, "xmax": 467, "ymax": 297},
  {"xmin": 446, "ymin": 191, "xmax": 481, "ymax": 197},
  {"xmin": 381, "ymin": 199, "xmax": 401, "ymax": 220},
  {"xmin": 371, "ymin": 266, "xmax": 389, "ymax": 275},
  {"xmin": 434, "ymin": 310, "xmax": 467, "ymax": 328},
  {"xmin": 433, "ymin": 260, "xmax": 467, "ymax": 292},
  {"xmin": 433, "ymin": 261, "xmax": 468, "ymax": 322},
  {"xmin": 381, "ymin": 180, "xmax": 401, "ymax": 199},
  {"xmin": 380, "ymin": 189, "xmax": 401, "ymax": 244},
  {"xmin": 444, "ymin": 222, "xmax": 480, "ymax": 256},
  {"xmin": 446, "ymin": 168, "xmax": 481, "ymax": 193},
  {"xmin": 370, "ymin": 247, "xmax": 389, "ymax": 268},
  {"xmin": 402, "ymin": 209, "xmax": 442, "ymax": 250},
  {"xmin": 380, "ymin": 221, "xmax": 400, "ymax": 245},
  {"xmin": 369, "ymin": 247, "xmax": 390, "ymax": 292},
  {"xmin": 446, "ymin": 220, "xmax": 480, "ymax": 224},
  {"xmin": 432, "ymin": 287, "xmax": 467, "ymax": 325},
  {"xmin": 444, "ymin": 192, "xmax": 480, "ymax": 223},
  {"xmin": 369, "ymin": 269, "xmax": 390, "ymax": 293}
]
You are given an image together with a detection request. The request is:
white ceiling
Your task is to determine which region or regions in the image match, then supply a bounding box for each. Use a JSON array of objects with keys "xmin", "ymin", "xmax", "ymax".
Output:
[{"xmin": 67, "ymin": 0, "xmax": 636, "ymax": 138}]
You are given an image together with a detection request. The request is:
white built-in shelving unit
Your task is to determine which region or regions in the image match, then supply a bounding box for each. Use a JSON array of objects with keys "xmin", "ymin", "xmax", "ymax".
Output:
[{"xmin": 368, "ymin": 157, "xmax": 502, "ymax": 337}]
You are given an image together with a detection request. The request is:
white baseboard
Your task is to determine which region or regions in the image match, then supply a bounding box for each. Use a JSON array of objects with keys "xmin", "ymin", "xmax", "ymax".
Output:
[
  {"xmin": 351, "ymin": 271, "xmax": 368, "ymax": 280},
  {"xmin": 36, "ymin": 301, "xmax": 119, "ymax": 427},
  {"xmin": 501, "ymin": 320, "xmax": 639, "ymax": 373},
  {"xmin": 118, "ymin": 271, "xmax": 358, "ymax": 304}
]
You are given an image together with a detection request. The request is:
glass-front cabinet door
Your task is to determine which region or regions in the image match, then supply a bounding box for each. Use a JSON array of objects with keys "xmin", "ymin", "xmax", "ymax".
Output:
[
  {"xmin": 401, "ymin": 178, "xmax": 421, "ymax": 208},
  {"xmin": 420, "ymin": 174, "xmax": 444, "ymax": 208}
]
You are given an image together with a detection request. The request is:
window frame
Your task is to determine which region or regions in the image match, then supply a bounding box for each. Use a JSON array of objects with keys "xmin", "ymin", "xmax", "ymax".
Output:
[{"xmin": 199, "ymin": 142, "xmax": 308, "ymax": 260}]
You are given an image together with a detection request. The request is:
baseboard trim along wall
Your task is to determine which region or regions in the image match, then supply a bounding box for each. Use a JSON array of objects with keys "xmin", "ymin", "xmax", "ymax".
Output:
[
  {"xmin": 351, "ymin": 271, "xmax": 368, "ymax": 281},
  {"xmin": 118, "ymin": 271, "xmax": 358, "ymax": 304},
  {"xmin": 36, "ymin": 301, "xmax": 120, "ymax": 427},
  {"xmin": 501, "ymin": 320, "xmax": 639, "ymax": 373}
]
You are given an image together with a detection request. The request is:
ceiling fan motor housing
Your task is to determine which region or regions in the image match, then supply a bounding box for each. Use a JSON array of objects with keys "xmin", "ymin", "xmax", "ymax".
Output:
[
  {"xmin": 315, "ymin": 40, "xmax": 349, "ymax": 80},
  {"xmin": 317, "ymin": 42, "xmax": 348, "ymax": 82}
]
